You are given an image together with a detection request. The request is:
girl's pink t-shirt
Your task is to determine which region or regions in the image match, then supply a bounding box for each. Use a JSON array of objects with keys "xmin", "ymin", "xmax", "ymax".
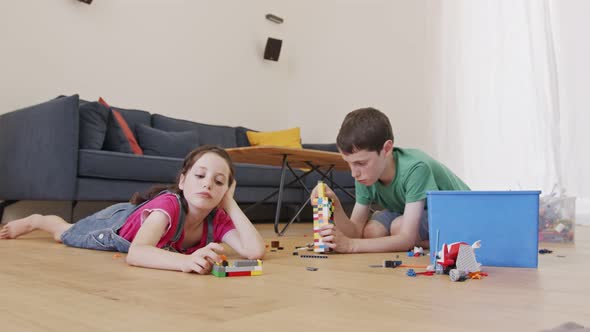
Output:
[{"xmin": 118, "ymin": 193, "xmax": 236, "ymax": 254}]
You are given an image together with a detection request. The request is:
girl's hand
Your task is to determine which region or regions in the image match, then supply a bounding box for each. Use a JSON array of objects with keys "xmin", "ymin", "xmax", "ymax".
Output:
[
  {"xmin": 181, "ymin": 242, "xmax": 224, "ymax": 274},
  {"xmin": 219, "ymin": 180, "xmax": 237, "ymax": 210}
]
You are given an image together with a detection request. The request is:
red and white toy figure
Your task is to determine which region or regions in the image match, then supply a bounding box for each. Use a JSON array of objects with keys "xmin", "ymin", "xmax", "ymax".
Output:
[
  {"xmin": 412, "ymin": 246, "xmax": 424, "ymax": 256},
  {"xmin": 436, "ymin": 240, "xmax": 481, "ymax": 272}
]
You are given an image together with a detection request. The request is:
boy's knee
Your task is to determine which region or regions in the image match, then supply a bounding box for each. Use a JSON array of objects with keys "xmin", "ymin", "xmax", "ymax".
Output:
[{"xmin": 363, "ymin": 220, "xmax": 389, "ymax": 238}]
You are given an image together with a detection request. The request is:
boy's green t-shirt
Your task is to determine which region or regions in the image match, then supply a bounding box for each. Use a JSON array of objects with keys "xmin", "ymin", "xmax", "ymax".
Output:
[{"xmin": 355, "ymin": 148, "xmax": 470, "ymax": 213}]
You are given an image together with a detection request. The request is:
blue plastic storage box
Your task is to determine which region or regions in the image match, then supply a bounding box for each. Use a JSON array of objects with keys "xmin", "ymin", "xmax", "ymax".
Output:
[{"xmin": 427, "ymin": 190, "xmax": 541, "ymax": 268}]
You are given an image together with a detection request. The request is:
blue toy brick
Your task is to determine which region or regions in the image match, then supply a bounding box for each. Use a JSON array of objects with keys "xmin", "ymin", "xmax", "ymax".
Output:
[{"xmin": 427, "ymin": 191, "xmax": 540, "ymax": 268}]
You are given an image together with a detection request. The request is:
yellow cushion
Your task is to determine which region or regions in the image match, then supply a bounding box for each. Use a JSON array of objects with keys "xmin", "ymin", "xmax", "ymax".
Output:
[{"xmin": 246, "ymin": 127, "xmax": 302, "ymax": 148}]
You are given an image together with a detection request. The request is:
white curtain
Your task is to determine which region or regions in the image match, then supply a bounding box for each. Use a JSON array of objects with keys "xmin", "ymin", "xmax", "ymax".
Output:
[{"xmin": 426, "ymin": 0, "xmax": 562, "ymax": 195}]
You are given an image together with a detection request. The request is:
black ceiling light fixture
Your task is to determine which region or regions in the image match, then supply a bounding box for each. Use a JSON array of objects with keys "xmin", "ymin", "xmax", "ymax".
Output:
[
  {"xmin": 263, "ymin": 13, "xmax": 283, "ymax": 62},
  {"xmin": 78, "ymin": 0, "xmax": 93, "ymax": 4},
  {"xmin": 263, "ymin": 37, "xmax": 282, "ymax": 61},
  {"xmin": 265, "ymin": 13, "xmax": 284, "ymax": 24}
]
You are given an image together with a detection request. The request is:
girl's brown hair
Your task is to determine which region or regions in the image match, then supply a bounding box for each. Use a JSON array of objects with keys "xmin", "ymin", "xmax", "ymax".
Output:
[{"xmin": 130, "ymin": 145, "xmax": 235, "ymax": 212}]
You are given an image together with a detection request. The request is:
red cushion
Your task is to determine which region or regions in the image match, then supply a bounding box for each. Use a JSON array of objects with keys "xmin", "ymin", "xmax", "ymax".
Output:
[{"xmin": 99, "ymin": 97, "xmax": 143, "ymax": 155}]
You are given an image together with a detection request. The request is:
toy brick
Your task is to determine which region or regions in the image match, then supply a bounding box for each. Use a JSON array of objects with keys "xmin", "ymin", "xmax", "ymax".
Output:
[
  {"xmin": 233, "ymin": 259, "xmax": 260, "ymax": 267},
  {"xmin": 449, "ymin": 269, "xmax": 468, "ymax": 282},
  {"xmin": 212, "ymin": 269, "xmax": 226, "ymax": 278},
  {"xmin": 456, "ymin": 244, "xmax": 481, "ymax": 273},
  {"xmin": 384, "ymin": 260, "xmax": 402, "ymax": 268},
  {"xmin": 227, "ymin": 271, "xmax": 252, "ymax": 277},
  {"xmin": 250, "ymin": 270, "xmax": 262, "ymax": 276},
  {"xmin": 225, "ymin": 266, "xmax": 262, "ymax": 273}
]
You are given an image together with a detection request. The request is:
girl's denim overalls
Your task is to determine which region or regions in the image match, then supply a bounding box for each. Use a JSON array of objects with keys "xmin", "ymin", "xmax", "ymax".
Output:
[{"xmin": 60, "ymin": 191, "xmax": 215, "ymax": 253}]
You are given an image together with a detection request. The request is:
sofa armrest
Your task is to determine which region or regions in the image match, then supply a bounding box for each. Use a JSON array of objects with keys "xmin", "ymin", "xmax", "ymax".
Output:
[
  {"xmin": 302, "ymin": 143, "xmax": 339, "ymax": 152},
  {"xmin": 0, "ymin": 95, "xmax": 80, "ymax": 200}
]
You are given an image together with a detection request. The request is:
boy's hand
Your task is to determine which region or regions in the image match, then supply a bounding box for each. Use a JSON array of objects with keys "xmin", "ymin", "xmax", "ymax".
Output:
[
  {"xmin": 310, "ymin": 182, "xmax": 340, "ymax": 206},
  {"xmin": 318, "ymin": 224, "xmax": 353, "ymax": 253},
  {"xmin": 182, "ymin": 242, "xmax": 224, "ymax": 274},
  {"xmin": 220, "ymin": 180, "xmax": 237, "ymax": 210}
]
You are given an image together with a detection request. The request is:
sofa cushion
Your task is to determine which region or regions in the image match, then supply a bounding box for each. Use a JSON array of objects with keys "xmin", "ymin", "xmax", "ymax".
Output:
[
  {"xmin": 136, "ymin": 124, "xmax": 200, "ymax": 158},
  {"xmin": 152, "ymin": 114, "xmax": 237, "ymax": 148},
  {"xmin": 233, "ymin": 163, "xmax": 306, "ymax": 187},
  {"xmin": 101, "ymin": 107, "xmax": 150, "ymax": 153},
  {"xmin": 103, "ymin": 111, "xmax": 135, "ymax": 154},
  {"xmin": 235, "ymin": 126, "xmax": 255, "ymax": 147},
  {"xmin": 58, "ymin": 95, "xmax": 91, "ymax": 106},
  {"xmin": 100, "ymin": 98, "xmax": 144, "ymax": 155},
  {"xmin": 78, "ymin": 149, "xmax": 181, "ymax": 183},
  {"xmin": 78, "ymin": 101, "xmax": 109, "ymax": 150},
  {"xmin": 75, "ymin": 177, "xmax": 305, "ymax": 204},
  {"xmin": 78, "ymin": 150, "xmax": 306, "ymax": 188},
  {"xmin": 93, "ymin": 98, "xmax": 152, "ymax": 132},
  {"xmin": 302, "ymin": 143, "xmax": 339, "ymax": 152},
  {"xmin": 0, "ymin": 95, "xmax": 80, "ymax": 200},
  {"xmin": 246, "ymin": 127, "xmax": 302, "ymax": 148}
]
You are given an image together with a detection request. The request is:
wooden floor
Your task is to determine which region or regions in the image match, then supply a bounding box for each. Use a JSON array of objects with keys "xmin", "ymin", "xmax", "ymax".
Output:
[{"xmin": 1, "ymin": 222, "xmax": 589, "ymax": 332}]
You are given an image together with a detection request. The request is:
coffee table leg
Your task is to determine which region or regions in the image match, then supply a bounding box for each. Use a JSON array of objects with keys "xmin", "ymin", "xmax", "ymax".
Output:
[
  {"xmin": 274, "ymin": 155, "xmax": 289, "ymax": 234},
  {"xmin": 277, "ymin": 196, "xmax": 311, "ymax": 236},
  {"xmin": 306, "ymin": 162, "xmax": 356, "ymax": 201}
]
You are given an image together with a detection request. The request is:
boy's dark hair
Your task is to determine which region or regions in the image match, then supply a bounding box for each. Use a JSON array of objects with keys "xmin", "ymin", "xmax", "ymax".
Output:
[
  {"xmin": 336, "ymin": 107, "xmax": 394, "ymax": 154},
  {"xmin": 130, "ymin": 145, "xmax": 235, "ymax": 212}
]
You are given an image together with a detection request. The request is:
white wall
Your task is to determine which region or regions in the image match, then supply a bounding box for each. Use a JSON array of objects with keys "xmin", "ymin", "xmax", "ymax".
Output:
[
  {"xmin": 0, "ymin": 0, "xmax": 428, "ymax": 146},
  {"xmin": 0, "ymin": 0, "xmax": 290, "ymax": 221},
  {"xmin": 0, "ymin": 1, "xmax": 428, "ymax": 221},
  {"xmin": 0, "ymin": 0, "xmax": 288, "ymax": 131},
  {"xmin": 285, "ymin": 0, "xmax": 430, "ymax": 150},
  {"xmin": 3, "ymin": 2, "xmax": 582, "ymax": 226},
  {"xmin": 550, "ymin": 0, "xmax": 590, "ymax": 224}
]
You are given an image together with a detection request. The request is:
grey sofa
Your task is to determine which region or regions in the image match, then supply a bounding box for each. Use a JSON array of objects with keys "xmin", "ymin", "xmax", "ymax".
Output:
[{"xmin": 0, "ymin": 95, "xmax": 354, "ymax": 221}]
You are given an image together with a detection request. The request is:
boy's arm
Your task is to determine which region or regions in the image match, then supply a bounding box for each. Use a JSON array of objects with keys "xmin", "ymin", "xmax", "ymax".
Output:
[
  {"xmin": 342, "ymin": 200, "xmax": 425, "ymax": 253},
  {"xmin": 335, "ymin": 202, "xmax": 370, "ymax": 238},
  {"xmin": 311, "ymin": 183, "xmax": 369, "ymax": 238}
]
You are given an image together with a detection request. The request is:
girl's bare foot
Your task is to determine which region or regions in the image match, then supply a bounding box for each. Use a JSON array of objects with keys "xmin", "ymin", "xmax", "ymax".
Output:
[
  {"xmin": 1, "ymin": 214, "xmax": 70, "ymax": 242},
  {"xmin": 0, "ymin": 215, "xmax": 38, "ymax": 239}
]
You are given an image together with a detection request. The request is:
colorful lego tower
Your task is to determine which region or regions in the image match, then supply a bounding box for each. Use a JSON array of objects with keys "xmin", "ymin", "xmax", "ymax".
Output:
[
  {"xmin": 313, "ymin": 181, "xmax": 334, "ymax": 253},
  {"xmin": 212, "ymin": 257, "xmax": 263, "ymax": 278}
]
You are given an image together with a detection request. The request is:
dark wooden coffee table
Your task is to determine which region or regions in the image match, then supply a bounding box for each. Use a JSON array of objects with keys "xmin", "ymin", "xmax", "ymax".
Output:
[{"xmin": 225, "ymin": 146, "xmax": 354, "ymax": 235}]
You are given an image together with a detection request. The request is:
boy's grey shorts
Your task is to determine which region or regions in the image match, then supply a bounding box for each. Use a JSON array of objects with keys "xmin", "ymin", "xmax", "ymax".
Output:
[
  {"xmin": 60, "ymin": 203, "xmax": 133, "ymax": 253},
  {"xmin": 370, "ymin": 209, "xmax": 429, "ymax": 241}
]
